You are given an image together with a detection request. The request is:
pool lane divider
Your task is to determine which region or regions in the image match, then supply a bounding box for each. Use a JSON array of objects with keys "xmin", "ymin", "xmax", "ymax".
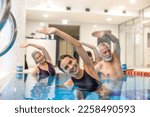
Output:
[{"xmin": 125, "ymin": 70, "xmax": 150, "ymax": 77}]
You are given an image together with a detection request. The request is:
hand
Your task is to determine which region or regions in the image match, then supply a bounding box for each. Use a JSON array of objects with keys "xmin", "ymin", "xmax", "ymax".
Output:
[
  {"xmin": 91, "ymin": 31, "xmax": 105, "ymax": 38},
  {"xmin": 20, "ymin": 42, "xmax": 30, "ymax": 48},
  {"xmin": 36, "ymin": 27, "xmax": 57, "ymax": 35}
]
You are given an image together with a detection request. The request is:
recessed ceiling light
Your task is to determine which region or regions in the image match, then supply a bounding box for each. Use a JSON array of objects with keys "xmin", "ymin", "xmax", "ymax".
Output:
[
  {"xmin": 130, "ymin": 0, "xmax": 136, "ymax": 3},
  {"xmin": 66, "ymin": 6, "xmax": 71, "ymax": 11},
  {"xmin": 106, "ymin": 18, "xmax": 112, "ymax": 21},
  {"xmin": 47, "ymin": 0, "xmax": 54, "ymax": 8},
  {"xmin": 104, "ymin": 9, "xmax": 108, "ymax": 13},
  {"xmin": 47, "ymin": 5, "xmax": 51, "ymax": 8},
  {"xmin": 48, "ymin": 0, "xmax": 53, "ymax": 4},
  {"xmin": 122, "ymin": 10, "xmax": 126, "ymax": 14},
  {"xmin": 85, "ymin": 8, "xmax": 90, "ymax": 12},
  {"xmin": 43, "ymin": 14, "xmax": 48, "ymax": 18}
]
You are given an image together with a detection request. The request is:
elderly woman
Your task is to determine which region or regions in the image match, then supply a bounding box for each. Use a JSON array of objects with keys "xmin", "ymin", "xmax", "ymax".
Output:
[{"xmin": 20, "ymin": 42, "xmax": 56, "ymax": 79}]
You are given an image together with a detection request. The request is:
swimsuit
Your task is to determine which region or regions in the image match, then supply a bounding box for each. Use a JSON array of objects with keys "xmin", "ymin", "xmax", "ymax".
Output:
[
  {"xmin": 71, "ymin": 70, "xmax": 102, "ymax": 92},
  {"xmin": 38, "ymin": 61, "xmax": 56, "ymax": 80}
]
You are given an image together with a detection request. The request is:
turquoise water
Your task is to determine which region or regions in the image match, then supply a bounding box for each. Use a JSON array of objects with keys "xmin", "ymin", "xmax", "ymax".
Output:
[{"xmin": 0, "ymin": 73, "xmax": 150, "ymax": 100}]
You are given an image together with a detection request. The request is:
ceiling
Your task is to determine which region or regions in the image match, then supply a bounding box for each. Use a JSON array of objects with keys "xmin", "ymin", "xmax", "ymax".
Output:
[{"xmin": 26, "ymin": 0, "xmax": 150, "ymax": 25}]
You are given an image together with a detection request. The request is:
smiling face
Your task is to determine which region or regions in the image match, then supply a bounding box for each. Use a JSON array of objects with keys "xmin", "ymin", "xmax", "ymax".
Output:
[
  {"xmin": 60, "ymin": 57, "xmax": 80, "ymax": 75},
  {"xmin": 33, "ymin": 52, "xmax": 45, "ymax": 64},
  {"xmin": 98, "ymin": 44, "xmax": 112, "ymax": 62}
]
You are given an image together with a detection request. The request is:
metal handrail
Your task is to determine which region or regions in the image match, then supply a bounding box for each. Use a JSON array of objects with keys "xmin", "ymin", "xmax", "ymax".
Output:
[
  {"xmin": 0, "ymin": 12, "xmax": 17, "ymax": 56},
  {"xmin": 0, "ymin": 0, "xmax": 11, "ymax": 30}
]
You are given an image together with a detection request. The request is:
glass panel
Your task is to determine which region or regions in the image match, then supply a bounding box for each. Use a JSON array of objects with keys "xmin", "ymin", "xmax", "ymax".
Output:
[
  {"xmin": 144, "ymin": 6, "xmax": 150, "ymax": 67},
  {"xmin": 126, "ymin": 21, "xmax": 134, "ymax": 67},
  {"xmin": 119, "ymin": 24, "xmax": 126, "ymax": 64},
  {"xmin": 144, "ymin": 7, "xmax": 150, "ymax": 22},
  {"xmin": 134, "ymin": 24, "xmax": 144, "ymax": 67}
]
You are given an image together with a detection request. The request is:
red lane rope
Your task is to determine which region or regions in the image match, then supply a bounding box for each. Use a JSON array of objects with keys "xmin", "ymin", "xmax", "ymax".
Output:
[{"xmin": 125, "ymin": 70, "xmax": 150, "ymax": 77}]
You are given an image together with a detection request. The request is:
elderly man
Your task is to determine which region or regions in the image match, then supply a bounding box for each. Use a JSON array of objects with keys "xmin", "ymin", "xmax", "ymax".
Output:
[{"xmin": 92, "ymin": 30, "xmax": 124, "ymax": 79}]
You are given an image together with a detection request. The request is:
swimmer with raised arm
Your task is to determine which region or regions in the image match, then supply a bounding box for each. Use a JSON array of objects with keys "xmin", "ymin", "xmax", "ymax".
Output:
[
  {"xmin": 92, "ymin": 30, "xmax": 124, "ymax": 79},
  {"xmin": 81, "ymin": 42, "xmax": 102, "ymax": 66},
  {"xmin": 37, "ymin": 27, "xmax": 111, "ymax": 99},
  {"xmin": 20, "ymin": 42, "xmax": 56, "ymax": 79}
]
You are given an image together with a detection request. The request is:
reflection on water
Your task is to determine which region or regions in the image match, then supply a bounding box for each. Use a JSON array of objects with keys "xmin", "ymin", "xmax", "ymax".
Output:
[
  {"xmin": 102, "ymin": 78, "xmax": 124, "ymax": 100},
  {"xmin": 0, "ymin": 73, "xmax": 150, "ymax": 100}
]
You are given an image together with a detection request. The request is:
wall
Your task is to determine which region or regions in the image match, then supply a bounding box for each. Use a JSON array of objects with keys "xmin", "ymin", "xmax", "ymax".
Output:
[
  {"xmin": 26, "ymin": 20, "xmax": 49, "ymax": 39},
  {"xmin": 119, "ymin": 17, "xmax": 149, "ymax": 68}
]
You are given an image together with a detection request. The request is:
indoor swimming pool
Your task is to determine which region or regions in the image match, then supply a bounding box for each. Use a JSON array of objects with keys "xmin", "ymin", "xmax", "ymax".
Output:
[{"xmin": 0, "ymin": 72, "xmax": 150, "ymax": 100}]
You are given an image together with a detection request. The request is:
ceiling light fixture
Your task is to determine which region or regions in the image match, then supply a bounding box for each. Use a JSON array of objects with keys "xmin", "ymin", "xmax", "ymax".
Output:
[
  {"xmin": 66, "ymin": 6, "xmax": 71, "ymax": 11},
  {"xmin": 122, "ymin": 10, "xmax": 126, "ymax": 14},
  {"xmin": 130, "ymin": 0, "xmax": 136, "ymax": 3},
  {"xmin": 43, "ymin": 14, "xmax": 48, "ymax": 18},
  {"xmin": 106, "ymin": 18, "xmax": 112, "ymax": 21},
  {"xmin": 104, "ymin": 9, "xmax": 108, "ymax": 13},
  {"xmin": 47, "ymin": 5, "xmax": 51, "ymax": 8},
  {"xmin": 85, "ymin": 8, "xmax": 90, "ymax": 12},
  {"xmin": 48, "ymin": 0, "xmax": 53, "ymax": 4}
]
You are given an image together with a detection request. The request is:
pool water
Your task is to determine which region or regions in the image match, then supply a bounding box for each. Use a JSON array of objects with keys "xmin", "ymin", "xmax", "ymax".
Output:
[{"xmin": 0, "ymin": 73, "xmax": 150, "ymax": 100}]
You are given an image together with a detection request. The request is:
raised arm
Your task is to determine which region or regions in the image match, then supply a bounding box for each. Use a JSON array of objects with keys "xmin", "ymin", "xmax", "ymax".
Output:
[
  {"xmin": 104, "ymin": 31, "xmax": 120, "ymax": 58},
  {"xmin": 37, "ymin": 27, "xmax": 92, "ymax": 65},
  {"xmin": 20, "ymin": 42, "xmax": 52, "ymax": 63},
  {"xmin": 38, "ymin": 27, "xmax": 99, "ymax": 80},
  {"xmin": 92, "ymin": 30, "xmax": 120, "ymax": 59},
  {"xmin": 81, "ymin": 42, "xmax": 102, "ymax": 63}
]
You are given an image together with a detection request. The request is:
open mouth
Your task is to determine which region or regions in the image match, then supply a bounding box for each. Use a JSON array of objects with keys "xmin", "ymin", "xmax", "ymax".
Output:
[
  {"xmin": 70, "ymin": 65, "xmax": 77, "ymax": 73},
  {"xmin": 39, "ymin": 58, "xmax": 45, "ymax": 64},
  {"xmin": 104, "ymin": 56, "xmax": 112, "ymax": 62}
]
